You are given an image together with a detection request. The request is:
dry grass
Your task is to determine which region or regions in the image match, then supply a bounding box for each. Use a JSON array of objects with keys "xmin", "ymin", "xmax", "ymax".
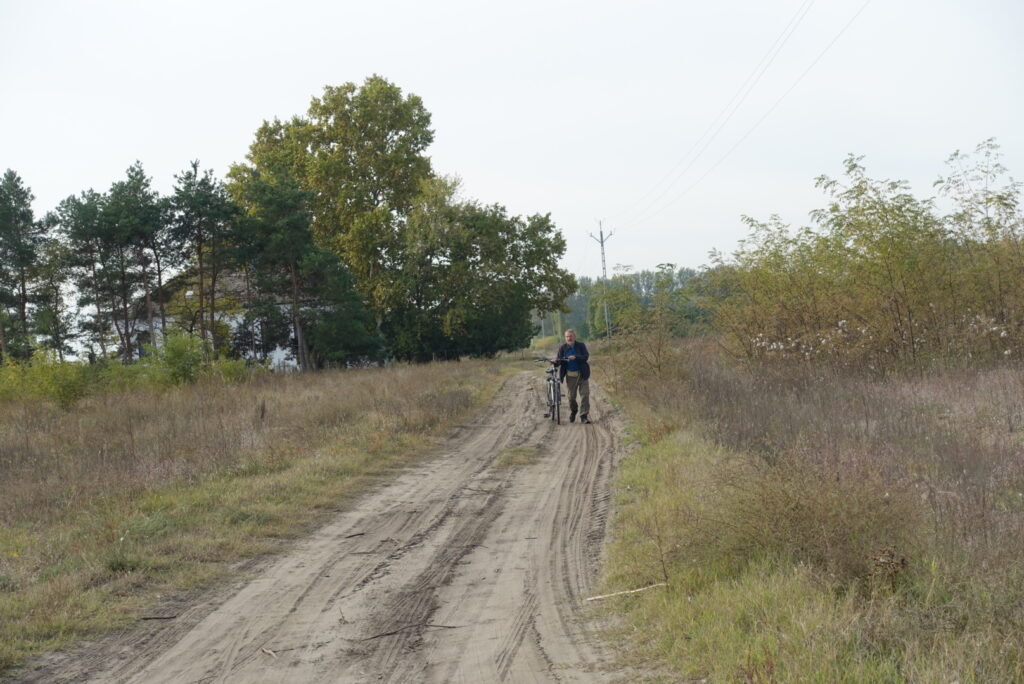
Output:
[
  {"xmin": 0, "ymin": 359, "xmax": 506, "ymax": 671},
  {"xmin": 2, "ymin": 363, "xmax": 491, "ymax": 523},
  {"xmin": 601, "ymin": 338, "xmax": 1024, "ymax": 681}
]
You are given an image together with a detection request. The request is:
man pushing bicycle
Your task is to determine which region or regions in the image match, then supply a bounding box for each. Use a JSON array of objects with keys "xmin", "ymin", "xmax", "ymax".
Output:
[{"xmin": 553, "ymin": 329, "xmax": 591, "ymax": 424}]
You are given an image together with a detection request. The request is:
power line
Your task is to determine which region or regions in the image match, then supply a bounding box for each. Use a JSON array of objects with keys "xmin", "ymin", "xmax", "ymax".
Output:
[
  {"xmin": 614, "ymin": 0, "xmax": 817, "ymax": 224},
  {"xmin": 607, "ymin": 0, "xmax": 817, "ymax": 223},
  {"xmin": 627, "ymin": 0, "xmax": 873, "ymax": 226}
]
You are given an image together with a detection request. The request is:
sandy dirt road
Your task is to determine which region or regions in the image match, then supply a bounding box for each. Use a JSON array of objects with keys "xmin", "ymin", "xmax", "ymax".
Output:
[{"xmin": 23, "ymin": 371, "xmax": 624, "ymax": 683}]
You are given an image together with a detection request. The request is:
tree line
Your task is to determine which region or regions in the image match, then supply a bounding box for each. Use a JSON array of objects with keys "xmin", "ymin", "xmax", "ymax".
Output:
[
  {"xmin": 534, "ymin": 265, "xmax": 707, "ymax": 342},
  {"xmin": 0, "ymin": 76, "xmax": 575, "ymax": 368}
]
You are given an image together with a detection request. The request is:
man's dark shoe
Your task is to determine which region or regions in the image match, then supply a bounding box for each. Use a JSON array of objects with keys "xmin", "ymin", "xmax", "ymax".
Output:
[
  {"xmin": 569, "ymin": 410, "xmax": 577, "ymax": 423},
  {"xmin": 580, "ymin": 415, "xmax": 591, "ymax": 424}
]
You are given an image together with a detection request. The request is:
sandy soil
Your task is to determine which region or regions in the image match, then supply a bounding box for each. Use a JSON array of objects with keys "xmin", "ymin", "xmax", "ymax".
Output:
[{"xmin": 15, "ymin": 371, "xmax": 624, "ymax": 683}]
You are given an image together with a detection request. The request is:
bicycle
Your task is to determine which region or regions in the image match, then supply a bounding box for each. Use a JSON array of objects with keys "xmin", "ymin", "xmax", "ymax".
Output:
[{"xmin": 536, "ymin": 358, "xmax": 562, "ymax": 424}]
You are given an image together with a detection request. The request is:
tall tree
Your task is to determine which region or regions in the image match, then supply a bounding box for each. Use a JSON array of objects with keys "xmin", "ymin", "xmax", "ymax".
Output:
[
  {"xmin": 105, "ymin": 162, "xmax": 164, "ymax": 353},
  {"xmin": 171, "ymin": 161, "xmax": 234, "ymax": 355},
  {"xmin": 387, "ymin": 178, "xmax": 575, "ymax": 360},
  {"xmin": 0, "ymin": 169, "xmax": 45, "ymax": 359},
  {"xmin": 296, "ymin": 247, "xmax": 381, "ymax": 367},
  {"xmin": 229, "ymin": 163, "xmax": 317, "ymax": 370},
  {"xmin": 31, "ymin": 233, "xmax": 77, "ymax": 360},
  {"xmin": 445, "ymin": 204, "xmax": 575, "ymax": 357},
  {"xmin": 57, "ymin": 190, "xmax": 113, "ymax": 357},
  {"xmin": 302, "ymin": 75, "xmax": 434, "ymax": 322},
  {"xmin": 228, "ymin": 153, "xmax": 379, "ymax": 370},
  {"xmin": 150, "ymin": 196, "xmax": 181, "ymax": 336}
]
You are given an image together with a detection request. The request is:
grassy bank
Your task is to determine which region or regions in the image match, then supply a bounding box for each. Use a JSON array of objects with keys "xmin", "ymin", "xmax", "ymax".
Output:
[
  {"xmin": 601, "ymin": 337, "xmax": 1024, "ymax": 681},
  {"xmin": 0, "ymin": 359, "xmax": 507, "ymax": 671}
]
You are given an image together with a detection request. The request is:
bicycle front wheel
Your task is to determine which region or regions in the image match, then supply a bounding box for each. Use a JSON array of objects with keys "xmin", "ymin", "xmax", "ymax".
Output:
[{"xmin": 553, "ymin": 382, "xmax": 561, "ymax": 424}]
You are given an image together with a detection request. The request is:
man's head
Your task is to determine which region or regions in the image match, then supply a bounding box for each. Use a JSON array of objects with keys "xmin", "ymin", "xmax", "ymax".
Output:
[{"xmin": 564, "ymin": 329, "xmax": 576, "ymax": 345}]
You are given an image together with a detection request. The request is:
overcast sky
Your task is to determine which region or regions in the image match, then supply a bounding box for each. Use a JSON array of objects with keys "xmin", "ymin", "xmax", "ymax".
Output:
[{"xmin": 2, "ymin": 0, "xmax": 1021, "ymax": 277}]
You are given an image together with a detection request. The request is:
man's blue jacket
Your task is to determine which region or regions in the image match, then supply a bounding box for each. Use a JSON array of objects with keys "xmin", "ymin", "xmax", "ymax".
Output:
[{"xmin": 556, "ymin": 340, "xmax": 591, "ymax": 382}]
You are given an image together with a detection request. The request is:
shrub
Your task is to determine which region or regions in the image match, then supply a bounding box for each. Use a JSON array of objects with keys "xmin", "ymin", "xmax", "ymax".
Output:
[
  {"xmin": 209, "ymin": 358, "xmax": 264, "ymax": 384},
  {"xmin": 714, "ymin": 453, "xmax": 921, "ymax": 586},
  {"xmin": 704, "ymin": 142, "xmax": 1024, "ymax": 370},
  {"xmin": 0, "ymin": 362, "xmax": 26, "ymax": 402},
  {"xmin": 0, "ymin": 355, "xmax": 94, "ymax": 408},
  {"xmin": 0, "ymin": 333, "xmax": 261, "ymax": 409},
  {"xmin": 157, "ymin": 332, "xmax": 209, "ymax": 385},
  {"xmin": 97, "ymin": 358, "xmax": 157, "ymax": 391},
  {"xmin": 37, "ymin": 359, "xmax": 93, "ymax": 409}
]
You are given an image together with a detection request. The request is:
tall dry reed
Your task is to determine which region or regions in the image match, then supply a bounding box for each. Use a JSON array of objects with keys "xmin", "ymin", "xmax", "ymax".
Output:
[
  {"xmin": 0, "ymin": 362, "xmax": 482, "ymax": 526},
  {"xmin": 603, "ymin": 337, "xmax": 1024, "ymax": 679}
]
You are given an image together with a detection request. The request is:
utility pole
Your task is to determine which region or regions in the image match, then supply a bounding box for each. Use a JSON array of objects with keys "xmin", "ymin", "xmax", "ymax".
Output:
[{"xmin": 590, "ymin": 221, "xmax": 614, "ymax": 338}]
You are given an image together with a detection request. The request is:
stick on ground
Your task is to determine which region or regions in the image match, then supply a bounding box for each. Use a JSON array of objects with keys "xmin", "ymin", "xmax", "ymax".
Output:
[{"xmin": 584, "ymin": 583, "xmax": 667, "ymax": 602}]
